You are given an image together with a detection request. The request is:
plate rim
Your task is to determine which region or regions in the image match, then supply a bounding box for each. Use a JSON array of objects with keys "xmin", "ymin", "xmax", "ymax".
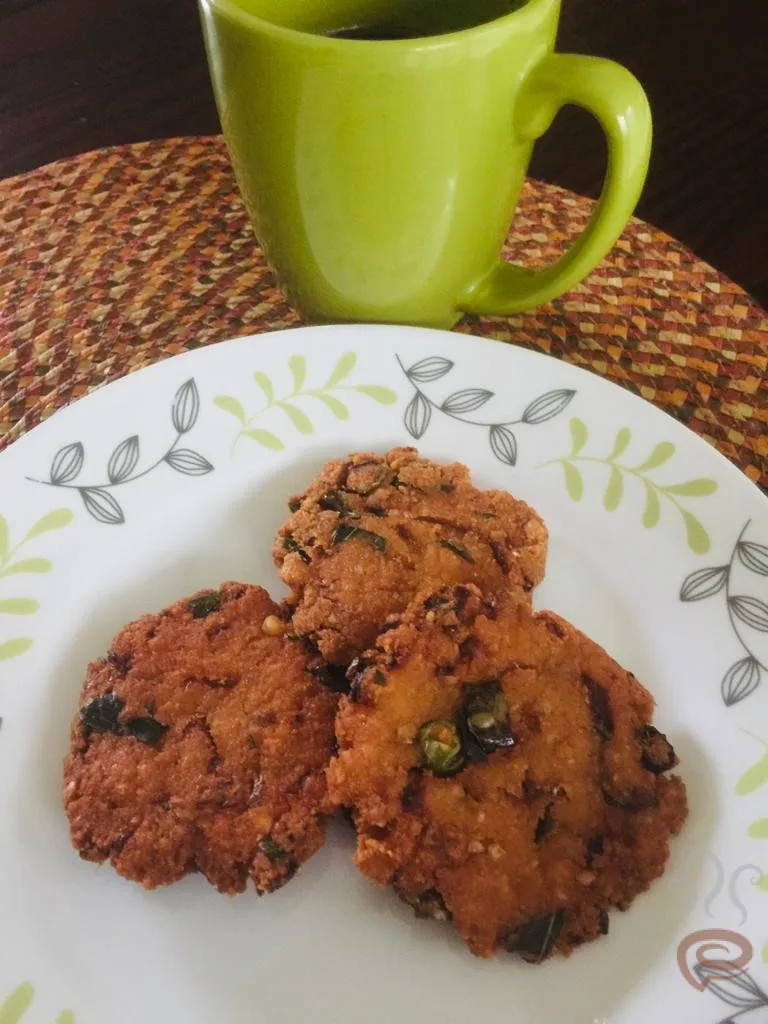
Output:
[{"xmin": 1, "ymin": 324, "xmax": 764, "ymax": 509}]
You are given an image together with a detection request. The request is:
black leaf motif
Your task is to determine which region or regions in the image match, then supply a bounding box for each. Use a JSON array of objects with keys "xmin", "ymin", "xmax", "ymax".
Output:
[
  {"xmin": 404, "ymin": 391, "xmax": 432, "ymax": 440},
  {"xmin": 694, "ymin": 963, "xmax": 768, "ymax": 1010},
  {"xmin": 441, "ymin": 389, "xmax": 494, "ymax": 415},
  {"xmin": 79, "ymin": 487, "xmax": 125, "ymax": 525},
  {"xmin": 738, "ymin": 541, "xmax": 768, "ymax": 576},
  {"xmin": 50, "ymin": 442, "xmax": 84, "ymax": 484},
  {"xmin": 164, "ymin": 449, "xmax": 214, "ymax": 476},
  {"xmin": 406, "ymin": 356, "xmax": 454, "ymax": 383},
  {"xmin": 522, "ymin": 389, "xmax": 576, "ymax": 425},
  {"xmin": 729, "ymin": 595, "xmax": 768, "ymax": 632},
  {"xmin": 172, "ymin": 379, "xmax": 200, "ymax": 434},
  {"xmin": 680, "ymin": 565, "xmax": 729, "ymax": 601},
  {"xmin": 721, "ymin": 657, "xmax": 762, "ymax": 706},
  {"xmin": 489, "ymin": 425, "xmax": 518, "ymax": 466},
  {"xmin": 107, "ymin": 435, "xmax": 140, "ymax": 484}
]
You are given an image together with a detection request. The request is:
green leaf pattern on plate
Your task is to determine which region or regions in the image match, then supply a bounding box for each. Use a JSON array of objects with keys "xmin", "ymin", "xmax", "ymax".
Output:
[
  {"xmin": 734, "ymin": 731, "xmax": 768, "ymax": 967},
  {"xmin": 0, "ymin": 508, "xmax": 73, "ymax": 661},
  {"xmin": 543, "ymin": 418, "xmax": 717, "ymax": 554},
  {"xmin": 0, "ymin": 599, "xmax": 39, "ymax": 615},
  {"xmin": 0, "ymin": 982, "xmax": 74, "ymax": 1024},
  {"xmin": 215, "ymin": 352, "xmax": 397, "ymax": 454},
  {"xmin": 0, "ymin": 638, "xmax": 34, "ymax": 661}
]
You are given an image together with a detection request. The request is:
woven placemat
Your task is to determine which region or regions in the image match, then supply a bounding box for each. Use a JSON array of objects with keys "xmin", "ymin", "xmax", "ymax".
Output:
[{"xmin": 1, "ymin": 135, "xmax": 766, "ymax": 486}]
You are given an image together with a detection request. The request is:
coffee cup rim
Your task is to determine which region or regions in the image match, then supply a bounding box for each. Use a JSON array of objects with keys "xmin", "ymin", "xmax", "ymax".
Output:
[{"xmin": 200, "ymin": 0, "xmax": 549, "ymax": 49}]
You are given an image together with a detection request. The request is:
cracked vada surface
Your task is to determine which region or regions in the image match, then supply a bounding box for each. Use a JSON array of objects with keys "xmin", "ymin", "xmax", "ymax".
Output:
[
  {"xmin": 273, "ymin": 447, "xmax": 548, "ymax": 665},
  {"xmin": 63, "ymin": 582, "xmax": 337, "ymax": 893},
  {"xmin": 328, "ymin": 584, "xmax": 688, "ymax": 960}
]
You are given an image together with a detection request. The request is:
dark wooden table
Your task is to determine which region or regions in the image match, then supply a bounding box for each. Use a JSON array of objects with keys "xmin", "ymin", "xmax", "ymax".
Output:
[{"xmin": 1, "ymin": 0, "xmax": 767, "ymax": 306}]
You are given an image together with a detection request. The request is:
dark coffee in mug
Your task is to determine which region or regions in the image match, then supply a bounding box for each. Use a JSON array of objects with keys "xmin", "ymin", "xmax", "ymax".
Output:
[{"xmin": 326, "ymin": 0, "xmax": 524, "ymax": 39}]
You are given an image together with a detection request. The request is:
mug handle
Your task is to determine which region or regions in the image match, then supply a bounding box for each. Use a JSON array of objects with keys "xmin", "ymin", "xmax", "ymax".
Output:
[{"xmin": 460, "ymin": 53, "xmax": 652, "ymax": 315}]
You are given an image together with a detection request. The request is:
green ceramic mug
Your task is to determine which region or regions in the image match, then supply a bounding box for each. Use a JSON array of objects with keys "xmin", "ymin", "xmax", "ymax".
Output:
[{"xmin": 199, "ymin": 0, "xmax": 651, "ymax": 328}]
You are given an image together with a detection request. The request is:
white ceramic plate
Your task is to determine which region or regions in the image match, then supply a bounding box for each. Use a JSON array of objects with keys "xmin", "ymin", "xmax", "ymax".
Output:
[{"xmin": 1, "ymin": 325, "xmax": 767, "ymax": 1024}]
